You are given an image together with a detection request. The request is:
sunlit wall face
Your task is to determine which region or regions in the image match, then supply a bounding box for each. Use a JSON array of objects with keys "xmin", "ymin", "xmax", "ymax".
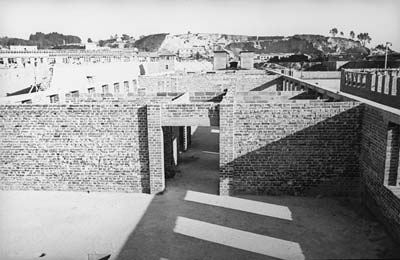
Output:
[{"xmin": 0, "ymin": 0, "xmax": 399, "ymax": 50}]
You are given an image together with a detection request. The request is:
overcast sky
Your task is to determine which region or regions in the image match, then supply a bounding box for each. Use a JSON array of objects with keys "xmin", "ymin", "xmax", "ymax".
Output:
[{"xmin": 0, "ymin": 0, "xmax": 399, "ymax": 50}]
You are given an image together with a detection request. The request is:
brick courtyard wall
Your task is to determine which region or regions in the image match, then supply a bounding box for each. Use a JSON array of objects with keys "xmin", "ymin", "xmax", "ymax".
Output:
[
  {"xmin": 219, "ymin": 103, "xmax": 235, "ymax": 195},
  {"xmin": 138, "ymin": 73, "xmax": 278, "ymax": 94},
  {"xmin": 220, "ymin": 101, "xmax": 363, "ymax": 196},
  {"xmin": 235, "ymin": 91, "xmax": 306, "ymax": 103},
  {"xmin": 189, "ymin": 92, "xmax": 225, "ymax": 102},
  {"xmin": 360, "ymin": 105, "xmax": 400, "ymax": 242},
  {"xmin": 0, "ymin": 103, "xmax": 150, "ymax": 192},
  {"xmin": 161, "ymin": 103, "xmax": 219, "ymax": 127},
  {"xmin": 147, "ymin": 104, "xmax": 165, "ymax": 194}
]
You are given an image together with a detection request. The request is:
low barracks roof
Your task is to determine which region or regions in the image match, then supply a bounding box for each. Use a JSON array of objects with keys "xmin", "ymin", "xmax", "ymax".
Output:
[
  {"xmin": 158, "ymin": 50, "xmax": 176, "ymax": 56},
  {"xmin": 213, "ymin": 50, "xmax": 228, "ymax": 54}
]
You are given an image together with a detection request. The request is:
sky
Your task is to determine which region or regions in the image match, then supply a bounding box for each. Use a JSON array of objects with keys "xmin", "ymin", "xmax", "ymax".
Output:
[{"xmin": 0, "ymin": 0, "xmax": 399, "ymax": 50}]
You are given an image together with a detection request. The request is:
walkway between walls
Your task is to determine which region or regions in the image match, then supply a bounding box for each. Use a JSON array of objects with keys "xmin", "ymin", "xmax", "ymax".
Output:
[
  {"xmin": 166, "ymin": 125, "xmax": 220, "ymax": 195},
  {"xmin": 116, "ymin": 126, "xmax": 399, "ymax": 260}
]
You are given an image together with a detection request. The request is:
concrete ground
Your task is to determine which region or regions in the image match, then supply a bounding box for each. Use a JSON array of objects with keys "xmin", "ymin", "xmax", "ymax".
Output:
[{"xmin": 1, "ymin": 126, "xmax": 400, "ymax": 260}]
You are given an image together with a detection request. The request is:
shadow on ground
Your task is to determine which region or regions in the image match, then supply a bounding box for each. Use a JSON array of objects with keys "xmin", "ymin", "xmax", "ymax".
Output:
[{"xmin": 116, "ymin": 126, "xmax": 400, "ymax": 260}]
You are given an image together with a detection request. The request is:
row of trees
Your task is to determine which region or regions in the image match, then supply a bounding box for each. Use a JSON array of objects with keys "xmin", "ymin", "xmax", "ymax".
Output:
[
  {"xmin": 0, "ymin": 32, "xmax": 82, "ymax": 49},
  {"xmin": 329, "ymin": 28, "xmax": 371, "ymax": 46}
]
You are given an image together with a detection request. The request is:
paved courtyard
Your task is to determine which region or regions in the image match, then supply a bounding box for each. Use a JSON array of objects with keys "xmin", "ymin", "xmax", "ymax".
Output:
[{"xmin": 1, "ymin": 126, "xmax": 399, "ymax": 260}]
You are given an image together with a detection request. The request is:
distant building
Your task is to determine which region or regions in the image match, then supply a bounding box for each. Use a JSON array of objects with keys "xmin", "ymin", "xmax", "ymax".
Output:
[
  {"xmin": 158, "ymin": 50, "xmax": 176, "ymax": 72},
  {"xmin": 178, "ymin": 45, "xmax": 207, "ymax": 59},
  {"xmin": 213, "ymin": 50, "xmax": 229, "ymax": 70},
  {"xmin": 113, "ymin": 37, "xmax": 125, "ymax": 49},
  {"xmin": 254, "ymin": 53, "xmax": 294, "ymax": 62},
  {"xmin": 137, "ymin": 52, "xmax": 159, "ymax": 62},
  {"xmin": 177, "ymin": 48, "xmax": 193, "ymax": 58},
  {"xmin": 9, "ymin": 45, "xmax": 37, "ymax": 52},
  {"xmin": 240, "ymin": 51, "xmax": 254, "ymax": 70},
  {"xmin": 85, "ymin": 42, "xmax": 99, "ymax": 51}
]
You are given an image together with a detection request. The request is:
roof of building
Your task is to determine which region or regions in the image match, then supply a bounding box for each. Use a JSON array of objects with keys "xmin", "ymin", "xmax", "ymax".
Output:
[
  {"xmin": 213, "ymin": 50, "xmax": 228, "ymax": 54},
  {"xmin": 158, "ymin": 49, "xmax": 176, "ymax": 56},
  {"xmin": 137, "ymin": 51, "xmax": 159, "ymax": 58}
]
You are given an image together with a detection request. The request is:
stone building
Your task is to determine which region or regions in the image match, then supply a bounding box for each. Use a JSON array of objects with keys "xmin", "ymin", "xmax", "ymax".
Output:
[
  {"xmin": 9, "ymin": 45, "xmax": 38, "ymax": 52},
  {"xmin": 158, "ymin": 50, "xmax": 176, "ymax": 72},
  {"xmin": 240, "ymin": 51, "xmax": 254, "ymax": 69},
  {"xmin": 213, "ymin": 50, "xmax": 228, "ymax": 70}
]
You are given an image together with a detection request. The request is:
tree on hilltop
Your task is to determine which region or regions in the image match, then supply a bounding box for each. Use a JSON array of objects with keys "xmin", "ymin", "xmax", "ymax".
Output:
[
  {"xmin": 375, "ymin": 44, "xmax": 393, "ymax": 53},
  {"xmin": 349, "ymin": 31, "xmax": 355, "ymax": 40},
  {"xmin": 357, "ymin": 33, "xmax": 371, "ymax": 46},
  {"xmin": 122, "ymin": 34, "xmax": 130, "ymax": 41},
  {"xmin": 87, "ymin": 38, "xmax": 92, "ymax": 43},
  {"xmin": 340, "ymin": 31, "xmax": 344, "ymax": 36},
  {"xmin": 329, "ymin": 28, "xmax": 338, "ymax": 37}
]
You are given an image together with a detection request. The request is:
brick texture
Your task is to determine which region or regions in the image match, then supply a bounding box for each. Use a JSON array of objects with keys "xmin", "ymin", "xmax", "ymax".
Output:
[
  {"xmin": 161, "ymin": 103, "xmax": 219, "ymax": 127},
  {"xmin": 219, "ymin": 103, "xmax": 235, "ymax": 196},
  {"xmin": 360, "ymin": 105, "xmax": 400, "ymax": 242},
  {"xmin": 220, "ymin": 101, "xmax": 363, "ymax": 196},
  {"xmin": 138, "ymin": 73, "xmax": 278, "ymax": 93},
  {"xmin": 147, "ymin": 104, "xmax": 165, "ymax": 194},
  {"xmin": 0, "ymin": 103, "xmax": 150, "ymax": 192}
]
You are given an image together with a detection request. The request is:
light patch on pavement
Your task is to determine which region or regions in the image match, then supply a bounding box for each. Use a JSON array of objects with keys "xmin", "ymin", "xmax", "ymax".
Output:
[
  {"xmin": 202, "ymin": 151, "xmax": 219, "ymax": 155},
  {"xmin": 184, "ymin": 190, "xmax": 292, "ymax": 220},
  {"xmin": 211, "ymin": 129, "xmax": 220, "ymax": 133},
  {"xmin": 174, "ymin": 217, "xmax": 304, "ymax": 260}
]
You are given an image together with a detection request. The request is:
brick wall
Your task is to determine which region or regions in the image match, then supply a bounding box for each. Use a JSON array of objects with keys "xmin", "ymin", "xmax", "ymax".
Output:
[
  {"xmin": 161, "ymin": 103, "xmax": 219, "ymax": 127},
  {"xmin": 219, "ymin": 103, "xmax": 235, "ymax": 195},
  {"xmin": 147, "ymin": 104, "xmax": 165, "ymax": 194},
  {"xmin": 360, "ymin": 105, "xmax": 400, "ymax": 241},
  {"xmin": 188, "ymin": 92, "xmax": 225, "ymax": 102},
  {"xmin": 138, "ymin": 73, "xmax": 278, "ymax": 94},
  {"xmin": 0, "ymin": 103, "xmax": 150, "ymax": 192},
  {"xmin": 220, "ymin": 101, "xmax": 363, "ymax": 196},
  {"xmin": 235, "ymin": 91, "xmax": 305, "ymax": 103}
]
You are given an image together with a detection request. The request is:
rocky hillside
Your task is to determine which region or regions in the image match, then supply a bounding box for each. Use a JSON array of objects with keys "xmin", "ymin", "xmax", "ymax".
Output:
[
  {"xmin": 135, "ymin": 32, "xmax": 369, "ymax": 58},
  {"xmin": 294, "ymin": 34, "xmax": 368, "ymax": 55},
  {"xmin": 134, "ymin": 33, "xmax": 168, "ymax": 52}
]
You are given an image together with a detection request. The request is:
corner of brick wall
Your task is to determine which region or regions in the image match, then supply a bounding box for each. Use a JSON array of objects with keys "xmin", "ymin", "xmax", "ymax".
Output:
[
  {"xmin": 147, "ymin": 104, "xmax": 165, "ymax": 194},
  {"xmin": 219, "ymin": 103, "xmax": 234, "ymax": 196},
  {"xmin": 360, "ymin": 104, "xmax": 400, "ymax": 243}
]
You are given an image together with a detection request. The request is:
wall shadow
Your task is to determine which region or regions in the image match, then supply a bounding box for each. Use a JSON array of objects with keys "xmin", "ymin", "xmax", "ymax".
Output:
[
  {"xmin": 208, "ymin": 105, "xmax": 220, "ymax": 127},
  {"xmin": 289, "ymin": 91, "xmax": 319, "ymax": 100},
  {"xmin": 250, "ymin": 76, "xmax": 283, "ymax": 91},
  {"xmin": 138, "ymin": 105, "xmax": 150, "ymax": 193},
  {"xmin": 207, "ymin": 92, "xmax": 227, "ymax": 102}
]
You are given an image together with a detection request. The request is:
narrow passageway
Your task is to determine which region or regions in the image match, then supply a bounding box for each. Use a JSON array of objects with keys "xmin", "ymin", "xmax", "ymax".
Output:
[{"xmin": 166, "ymin": 125, "xmax": 220, "ymax": 195}]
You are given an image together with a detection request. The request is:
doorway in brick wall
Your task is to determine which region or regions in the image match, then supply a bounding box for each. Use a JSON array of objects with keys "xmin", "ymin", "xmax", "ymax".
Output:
[{"xmin": 162, "ymin": 125, "xmax": 220, "ymax": 195}]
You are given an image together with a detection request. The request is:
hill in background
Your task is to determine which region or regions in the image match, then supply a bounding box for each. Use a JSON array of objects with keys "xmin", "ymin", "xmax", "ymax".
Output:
[
  {"xmin": 0, "ymin": 31, "xmax": 373, "ymax": 60},
  {"xmin": 150, "ymin": 32, "xmax": 370, "ymax": 59},
  {"xmin": 133, "ymin": 33, "xmax": 168, "ymax": 52}
]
